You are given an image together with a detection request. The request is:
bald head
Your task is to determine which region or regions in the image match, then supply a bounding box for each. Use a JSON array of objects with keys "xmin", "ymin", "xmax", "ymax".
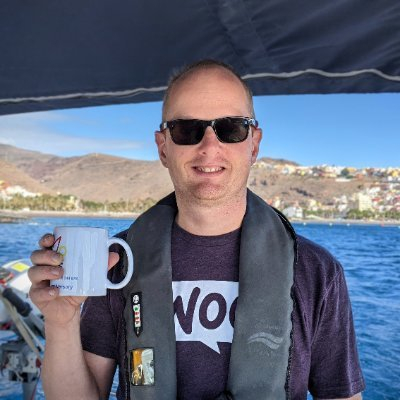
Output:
[{"xmin": 162, "ymin": 60, "xmax": 255, "ymax": 121}]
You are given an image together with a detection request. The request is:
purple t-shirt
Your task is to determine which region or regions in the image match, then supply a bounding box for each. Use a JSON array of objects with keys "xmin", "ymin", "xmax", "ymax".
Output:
[
  {"xmin": 81, "ymin": 224, "xmax": 365, "ymax": 399},
  {"xmin": 171, "ymin": 223, "xmax": 240, "ymax": 399}
]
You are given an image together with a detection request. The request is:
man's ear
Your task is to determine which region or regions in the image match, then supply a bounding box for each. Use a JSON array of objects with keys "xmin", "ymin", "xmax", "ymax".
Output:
[
  {"xmin": 251, "ymin": 127, "xmax": 262, "ymax": 164},
  {"xmin": 155, "ymin": 131, "xmax": 168, "ymax": 168}
]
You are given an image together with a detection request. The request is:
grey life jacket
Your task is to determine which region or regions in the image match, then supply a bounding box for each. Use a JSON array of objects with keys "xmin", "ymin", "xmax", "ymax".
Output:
[{"xmin": 122, "ymin": 190, "xmax": 297, "ymax": 400}]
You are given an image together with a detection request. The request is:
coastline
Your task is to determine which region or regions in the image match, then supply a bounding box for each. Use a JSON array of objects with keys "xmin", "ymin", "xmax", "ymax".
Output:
[
  {"xmin": 1, "ymin": 209, "xmax": 399, "ymax": 227},
  {"xmin": 1, "ymin": 209, "xmax": 139, "ymax": 220},
  {"xmin": 291, "ymin": 218, "xmax": 400, "ymax": 227}
]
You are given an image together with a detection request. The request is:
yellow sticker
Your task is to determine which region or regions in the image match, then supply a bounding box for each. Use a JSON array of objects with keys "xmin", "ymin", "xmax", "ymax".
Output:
[{"xmin": 11, "ymin": 262, "xmax": 30, "ymax": 272}]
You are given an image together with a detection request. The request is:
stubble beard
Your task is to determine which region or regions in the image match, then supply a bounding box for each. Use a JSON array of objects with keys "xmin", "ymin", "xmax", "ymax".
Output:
[
  {"xmin": 176, "ymin": 177, "xmax": 248, "ymax": 209},
  {"xmin": 170, "ymin": 160, "xmax": 251, "ymax": 209}
]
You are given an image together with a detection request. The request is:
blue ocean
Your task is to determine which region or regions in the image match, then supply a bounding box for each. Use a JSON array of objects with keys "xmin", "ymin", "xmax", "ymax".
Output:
[{"xmin": 0, "ymin": 217, "xmax": 399, "ymax": 399}]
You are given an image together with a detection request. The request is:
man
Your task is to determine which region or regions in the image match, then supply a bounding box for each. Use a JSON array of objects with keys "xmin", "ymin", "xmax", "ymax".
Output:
[{"xmin": 28, "ymin": 60, "xmax": 365, "ymax": 399}]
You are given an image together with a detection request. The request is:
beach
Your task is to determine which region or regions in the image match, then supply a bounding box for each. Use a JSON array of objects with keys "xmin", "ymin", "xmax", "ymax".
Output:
[
  {"xmin": 0, "ymin": 209, "xmax": 139, "ymax": 221},
  {"xmin": 2, "ymin": 209, "xmax": 399, "ymax": 227}
]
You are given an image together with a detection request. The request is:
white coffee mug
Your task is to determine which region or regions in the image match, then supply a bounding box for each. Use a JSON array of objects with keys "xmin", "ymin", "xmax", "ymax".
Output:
[{"xmin": 50, "ymin": 226, "xmax": 134, "ymax": 296}]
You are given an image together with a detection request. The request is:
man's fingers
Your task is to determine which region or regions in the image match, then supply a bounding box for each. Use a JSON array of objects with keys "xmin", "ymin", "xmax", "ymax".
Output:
[
  {"xmin": 31, "ymin": 249, "xmax": 63, "ymax": 267},
  {"xmin": 30, "ymin": 251, "xmax": 118, "ymax": 280},
  {"xmin": 108, "ymin": 252, "xmax": 120, "ymax": 270},
  {"xmin": 28, "ymin": 265, "xmax": 63, "ymax": 285},
  {"xmin": 29, "ymin": 285, "xmax": 60, "ymax": 304},
  {"xmin": 39, "ymin": 233, "xmax": 55, "ymax": 249}
]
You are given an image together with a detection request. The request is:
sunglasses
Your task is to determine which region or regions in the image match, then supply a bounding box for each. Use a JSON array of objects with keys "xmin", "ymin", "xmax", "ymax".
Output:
[{"xmin": 159, "ymin": 116, "xmax": 258, "ymax": 145}]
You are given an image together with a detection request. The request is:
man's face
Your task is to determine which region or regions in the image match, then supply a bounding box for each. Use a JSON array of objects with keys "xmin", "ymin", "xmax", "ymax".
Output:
[{"xmin": 155, "ymin": 68, "xmax": 262, "ymax": 207}]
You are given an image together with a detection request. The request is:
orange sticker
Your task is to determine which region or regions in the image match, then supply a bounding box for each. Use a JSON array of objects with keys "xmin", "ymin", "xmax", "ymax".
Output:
[{"xmin": 130, "ymin": 348, "xmax": 154, "ymax": 386}]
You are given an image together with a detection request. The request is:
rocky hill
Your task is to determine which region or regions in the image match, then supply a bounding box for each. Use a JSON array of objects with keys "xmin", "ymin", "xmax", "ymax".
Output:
[
  {"xmin": 0, "ymin": 159, "xmax": 55, "ymax": 194},
  {"xmin": 0, "ymin": 143, "xmax": 376, "ymax": 205},
  {"xmin": 0, "ymin": 144, "xmax": 173, "ymax": 201}
]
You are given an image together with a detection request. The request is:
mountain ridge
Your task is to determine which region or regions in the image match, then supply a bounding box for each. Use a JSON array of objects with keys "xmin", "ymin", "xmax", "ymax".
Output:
[{"xmin": 0, "ymin": 143, "xmax": 377, "ymax": 206}]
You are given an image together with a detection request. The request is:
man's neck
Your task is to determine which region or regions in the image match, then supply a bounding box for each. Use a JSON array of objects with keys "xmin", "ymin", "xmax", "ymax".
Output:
[{"xmin": 175, "ymin": 192, "xmax": 247, "ymax": 236}]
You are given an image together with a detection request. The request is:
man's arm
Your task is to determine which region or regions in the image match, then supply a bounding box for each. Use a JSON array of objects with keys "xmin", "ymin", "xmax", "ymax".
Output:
[
  {"xmin": 84, "ymin": 351, "xmax": 117, "ymax": 399},
  {"xmin": 42, "ymin": 313, "xmax": 116, "ymax": 400},
  {"xmin": 307, "ymin": 266, "xmax": 365, "ymax": 399},
  {"xmin": 29, "ymin": 233, "xmax": 119, "ymax": 400},
  {"xmin": 296, "ymin": 237, "xmax": 365, "ymax": 399}
]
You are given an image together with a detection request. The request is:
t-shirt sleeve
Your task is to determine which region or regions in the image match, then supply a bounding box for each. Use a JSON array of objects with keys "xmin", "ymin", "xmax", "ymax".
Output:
[
  {"xmin": 80, "ymin": 295, "xmax": 117, "ymax": 360},
  {"xmin": 308, "ymin": 267, "xmax": 365, "ymax": 398}
]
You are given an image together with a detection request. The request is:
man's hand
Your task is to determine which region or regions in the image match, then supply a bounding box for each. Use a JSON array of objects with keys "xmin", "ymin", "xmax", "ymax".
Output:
[
  {"xmin": 28, "ymin": 233, "xmax": 120, "ymax": 400},
  {"xmin": 28, "ymin": 233, "xmax": 119, "ymax": 327}
]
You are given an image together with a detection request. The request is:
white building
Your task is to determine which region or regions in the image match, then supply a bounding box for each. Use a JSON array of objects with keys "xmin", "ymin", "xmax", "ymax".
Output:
[
  {"xmin": 5, "ymin": 185, "xmax": 38, "ymax": 197},
  {"xmin": 282, "ymin": 206, "xmax": 303, "ymax": 219},
  {"xmin": 355, "ymin": 193, "xmax": 372, "ymax": 211}
]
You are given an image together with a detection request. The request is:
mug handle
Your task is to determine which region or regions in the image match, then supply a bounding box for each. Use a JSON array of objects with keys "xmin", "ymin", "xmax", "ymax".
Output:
[{"xmin": 105, "ymin": 237, "xmax": 134, "ymax": 290}]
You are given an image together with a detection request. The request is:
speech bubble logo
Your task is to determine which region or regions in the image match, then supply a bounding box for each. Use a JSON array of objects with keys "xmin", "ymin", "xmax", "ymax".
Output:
[{"xmin": 172, "ymin": 280, "xmax": 238, "ymax": 354}]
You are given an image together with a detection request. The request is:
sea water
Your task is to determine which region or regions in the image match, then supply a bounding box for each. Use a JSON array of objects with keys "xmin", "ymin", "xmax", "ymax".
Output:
[{"xmin": 0, "ymin": 217, "xmax": 399, "ymax": 399}]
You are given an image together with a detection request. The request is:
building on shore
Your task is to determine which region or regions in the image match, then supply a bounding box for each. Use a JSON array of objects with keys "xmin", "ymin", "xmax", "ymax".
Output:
[{"xmin": 355, "ymin": 193, "xmax": 373, "ymax": 211}]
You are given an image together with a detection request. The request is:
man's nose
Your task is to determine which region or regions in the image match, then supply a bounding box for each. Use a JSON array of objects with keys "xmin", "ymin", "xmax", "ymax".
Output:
[{"xmin": 198, "ymin": 126, "xmax": 221, "ymax": 150}]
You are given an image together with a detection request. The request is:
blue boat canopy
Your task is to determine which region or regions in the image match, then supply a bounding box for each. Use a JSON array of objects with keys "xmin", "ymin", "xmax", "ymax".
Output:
[{"xmin": 1, "ymin": 0, "xmax": 400, "ymax": 115}]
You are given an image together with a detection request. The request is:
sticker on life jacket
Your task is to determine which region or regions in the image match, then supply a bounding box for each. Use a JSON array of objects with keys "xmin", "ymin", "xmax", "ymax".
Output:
[
  {"xmin": 131, "ymin": 292, "xmax": 142, "ymax": 337},
  {"xmin": 130, "ymin": 348, "xmax": 154, "ymax": 386}
]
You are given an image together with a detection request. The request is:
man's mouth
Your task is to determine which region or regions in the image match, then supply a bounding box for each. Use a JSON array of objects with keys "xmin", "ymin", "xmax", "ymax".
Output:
[{"xmin": 194, "ymin": 166, "xmax": 224, "ymax": 173}]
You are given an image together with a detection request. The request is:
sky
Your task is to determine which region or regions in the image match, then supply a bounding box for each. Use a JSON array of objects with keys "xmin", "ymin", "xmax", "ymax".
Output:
[{"xmin": 0, "ymin": 92, "xmax": 399, "ymax": 168}]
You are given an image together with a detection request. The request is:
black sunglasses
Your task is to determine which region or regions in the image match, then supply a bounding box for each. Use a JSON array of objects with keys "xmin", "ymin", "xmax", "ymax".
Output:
[{"xmin": 159, "ymin": 116, "xmax": 258, "ymax": 145}]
